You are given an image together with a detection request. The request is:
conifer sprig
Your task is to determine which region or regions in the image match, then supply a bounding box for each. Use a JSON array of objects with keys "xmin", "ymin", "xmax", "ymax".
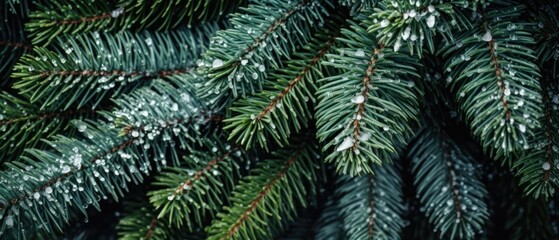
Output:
[
  {"xmin": 206, "ymin": 140, "xmax": 322, "ymax": 240},
  {"xmin": 0, "ymin": 76, "xmax": 207, "ymax": 238},
  {"xmin": 224, "ymin": 23, "xmax": 344, "ymax": 150},
  {"xmin": 336, "ymin": 162, "xmax": 405, "ymax": 239},
  {"xmin": 148, "ymin": 144, "xmax": 245, "ymax": 231},
  {"xmin": 13, "ymin": 24, "xmax": 218, "ymax": 111},
  {"xmin": 198, "ymin": 0, "xmax": 334, "ymax": 109},
  {"xmin": 316, "ymin": 18, "xmax": 421, "ymax": 175},
  {"xmin": 440, "ymin": 4, "xmax": 543, "ymax": 158},
  {"xmin": 408, "ymin": 127, "xmax": 489, "ymax": 240}
]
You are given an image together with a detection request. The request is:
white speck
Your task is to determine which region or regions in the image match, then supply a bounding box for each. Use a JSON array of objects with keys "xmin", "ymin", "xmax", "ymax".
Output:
[
  {"xmin": 61, "ymin": 165, "xmax": 71, "ymax": 173},
  {"xmin": 517, "ymin": 100, "xmax": 524, "ymax": 106},
  {"xmin": 543, "ymin": 162, "xmax": 551, "ymax": 170},
  {"xmin": 45, "ymin": 187, "xmax": 53, "ymax": 194},
  {"xmin": 383, "ymin": 126, "xmax": 390, "ymax": 131},
  {"xmin": 408, "ymin": 10, "xmax": 417, "ymax": 18},
  {"xmin": 426, "ymin": 15, "xmax": 436, "ymax": 28},
  {"xmin": 167, "ymin": 195, "xmax": 175, "ymax": 201},
  {"xmin": 6, "ymin": 216, "xmax": 13, "ymax": 227},
  {"xmin": 251, "ymin": 72, "xmax": 258, "ymax": 79},
  {"xmin": 402, "ymin": 27, "xmax": 411, "ymax": 40},
  {"xmin": 482, "ymin": 30, "xmax": 492, "ymax": 42},
  {"xmin": 336, "ymin": 137, "xmax": 354, "ymax": 152},
  {"xmin": 33, "ymin": 192, "xmax": 40, "ymax": 200},
  {"xmin": 145, "ymin": 38, "xmax": 153, "ymax": 46},
  {"xmin": 428, "ymin": 5, "xmax": 435, "ymax": 12},
  {"xmin": 171, "ymin": 103, "xmax": 179, "ymax": 111},
  {"xmin": 78, "ymin": 124, "xmax": 87, "ymax": 132},
  {"xmin": 241, "ymin": 59, "xmax": 248, "ymax": 65},
  {"xmin": 518, "ymin": 124, "xmax": 526, "ymax": 133},
  {"xmin": 131, "ymin": 130, "xmax": 139, "ymax": 137},
  {"xmin": 212, "ymin": 59, "xmax": 223, "ymax": 68},
  {"xmin": 441, "ymin": 186, "xmax": 448, "ymax": 192},
  {"xmin": 358, "ymin": 133, "xmax": 371, "ymax": 141},
  {"xmin": 355, "ymin": 49, "xmax": 365, "ymax": 57},
  {"xmin": 394, "ymin": 39, "xmax": 402, "ymax": 52},
  {"xmin": 504, "ymin": 88, "xmax": 511, "ymax": 96},
  {"xmin": 258, "ymin": 65, "xmax": 265, "ymax": 72},
  {"xmin": 380, "ymin": 19, "xmax": 390, "ymax": 28},
  {"xmin": 351, "ymin": 95, "xmax": 365, "ymax": 104},
  {"xmin": 111, "ymin": 7, "xmax": 124, "ymax": 18}
]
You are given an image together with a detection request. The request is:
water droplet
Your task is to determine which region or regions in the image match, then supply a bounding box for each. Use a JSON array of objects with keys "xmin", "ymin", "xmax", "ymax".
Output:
[
  {"xmin": 45, "ymin": 187, "xmax": 53, "ymax": 194},
  {"xmin": 6, "ymin": 216, "xmax": 13, "ymax": 227},
  {"xmin": 336, "ymin": 137, "xmax": 354, "ymax": 152},
  {"xmin": 131, "ymin": 130, "xmax": 139, "ymax": 137},
  {"xmin": 402, "ymin": 27, "xmax": 411, "ymax": 40},
  {"xmin": 78, "ymin": 124, "xmax": 87, "ymax": 132},
  {"xmin": 33, "ymin": 192, "xmax": 40, "ymax": 200},
  {"xmin": 543, "ymin": 162, "xmax": 551, "ymax": 170},
  {"xmin": 482, "ymin": 30, "xmax": 492, "ymax": 42},
  {"xmin": 351, "ymin": 95, "xmax": 365, "ymax": 104},
  {"xmin": 241, "ymin": 59, "xmax": 248, "ymax": 65},
  {"xmin": 111, "ymin": 7, "xmax": 124, "ymax": 18},
  {"xmin": 394, "ymin": 39, "xmax": 402, "ymax": 52},
  {"xmin": 145, "ymin": 38, "xmax": 153, "ymax": 46},
  {"xmin": 212, "ymin": 59, "xmax": 223, "ymax": 68},
  {"xmin": 518, "ymin": 124, "xmax": 526, "ymax": 133},
  {"xmin": 428, "ymin": 5, "xmax": 435, "ymax": 12},
  {"xmin": 354, "ymin": 49, "xmax": 365, "ymax": 57},
  {"xmin": 380, "ymin": 19, "xmax": 390, "ymax": 28},
  {"xmin": 426, "ymin": 15, "xmax": 436, "ymax": 28}
]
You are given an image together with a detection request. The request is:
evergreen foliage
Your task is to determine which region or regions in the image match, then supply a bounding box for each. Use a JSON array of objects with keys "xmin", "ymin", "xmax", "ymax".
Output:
[{"xmin": 1, "ymin": 0, "xmax": 559, "ymax": 239}]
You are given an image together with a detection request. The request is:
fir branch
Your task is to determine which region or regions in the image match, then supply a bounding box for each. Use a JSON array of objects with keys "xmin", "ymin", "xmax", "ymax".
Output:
[
  {"xmin": 0, "ymin": 76, "xmax": 207, "ymax": 238},
  {"xmin": 118, "ymin": 0, "xmax": 246, "ymax": 31},
  {"xmin": 514, "ymin": 70, "xmax": 559, "ymax": 199},
  {"xmin": 198, "ymin": 0, "xmax": 335, "ymax": 109},
  {"xmin": 206, "ymin": 140, "xmax": 322, "ymax": 240},
  {"xmin": 148, "ymin": 142, "xmax": 245, "ymax": 231},
  {"xmin": 440, "ymin": 4, "xmax": 543, "ymax": 159},
  {"xmin": 25, "ymin": 0, "xmax": 122, "ymax": 46},
  {"xmin": 224, "ymin": 21, "xmax": 345, "ymax": 150},
  {"xmin": 368, "ymin": 0, "xmax": 471, "ymax": 57},
  {"xmin": 408, "ymin": 127, "xmax": 489, "ymax": 240},
  {"xmin": 336, "ymin": 162, "xmax": 404, "ymax": 240},
  {"xmin": 13, "ymin": 23, "xmax": 217, "ymax": 111},
  {"xmin": 25, "ymin": 0, "xmax": 243, "ymax": 46},
  {"xmin": 117, "ymin": 200, "xmax": 181, "ymax": 240},
  {"xmin": 0, "ymin": 91, "xmax": 98, "ymax": 162},
  {"xmin": 316, "ymin": 18, "xmax": 421, "ymax": 175}
]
